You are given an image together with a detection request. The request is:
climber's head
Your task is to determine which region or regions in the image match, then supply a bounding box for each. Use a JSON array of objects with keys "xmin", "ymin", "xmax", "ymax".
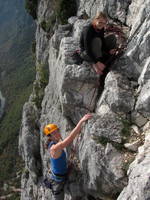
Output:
[
  {"xmin": 43, "ymin": 124, "xmax": 59, "ymax": 136},
  {"xmin": 43, "ymin": 124, "xmax": 61, "ymax": 141},
  {"xmin": 92, "ymin": 12, "xmax": 108, "ymax": 30}
]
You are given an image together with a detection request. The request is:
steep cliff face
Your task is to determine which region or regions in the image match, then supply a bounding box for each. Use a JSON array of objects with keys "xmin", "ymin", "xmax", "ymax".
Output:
[{"xmin": 19, "ymin": 0, "xmax": 150, "ymax": 199}]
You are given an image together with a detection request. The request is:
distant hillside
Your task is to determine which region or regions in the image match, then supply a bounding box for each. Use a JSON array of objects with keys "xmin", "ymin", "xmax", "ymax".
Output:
[
  {"xmin": 0, "ymin": 0, "xmax": 35, "ymax": 77},
  {"xmin": 0, "ymin": 0, "xmax": 36, "ymax": 198}
]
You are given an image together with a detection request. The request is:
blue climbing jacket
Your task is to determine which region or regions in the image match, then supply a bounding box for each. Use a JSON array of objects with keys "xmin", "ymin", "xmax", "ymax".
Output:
[{"xmin": 48, "ymin": 141, "xmax": 68, "ymax": 182}]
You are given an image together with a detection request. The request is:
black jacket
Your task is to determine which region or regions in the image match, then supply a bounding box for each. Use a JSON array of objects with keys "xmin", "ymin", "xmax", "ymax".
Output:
[{"xmin": 80, "ymin": 24, "xmax": 107, "ymax": 63}]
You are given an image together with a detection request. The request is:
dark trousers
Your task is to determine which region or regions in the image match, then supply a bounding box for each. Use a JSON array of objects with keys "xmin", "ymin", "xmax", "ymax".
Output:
[
  {"xmin": 80, "ymin": 34, "xmax": 117, "ymax": 65},
  {"xmin": 44, "ymin": 177, "xmax": 66, "ymax": 200}
]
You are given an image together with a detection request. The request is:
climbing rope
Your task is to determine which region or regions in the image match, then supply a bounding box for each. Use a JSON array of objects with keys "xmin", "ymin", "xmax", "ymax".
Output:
[{"xmin": 105, "ymin": 23, "xmax": 127, "ymax": 54}]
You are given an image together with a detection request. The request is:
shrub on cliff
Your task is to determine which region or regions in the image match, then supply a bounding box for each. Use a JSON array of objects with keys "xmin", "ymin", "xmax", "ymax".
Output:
[
  {"xmin": 39, "ymin": 0, "xmax": 77, "ymax": 33},
  {"xmin": 25, "ymin": 0, "xmax": 38, "ymax": 19},
  {"xmin": 56, "ymin": 0, "xmax": 77, "ymax": 24},
  {"xmin": 31, "ymin": 63, "xmax": 49, "ymax": 108},
  {"xmin": 55, "ymin": 0, "xmax": 77, "ymax": 24},
  {"xmin": 40, "ymin": 14, "xmax": 56, "ymax": 33}
]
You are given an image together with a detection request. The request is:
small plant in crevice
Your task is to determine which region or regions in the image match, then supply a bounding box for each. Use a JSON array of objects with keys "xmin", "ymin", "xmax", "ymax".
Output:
[
  {"xmin": 92, "ymin": 135, "xmax": 125, "ymax": 151},
  {"xmin": 31, "ymin": 40, "xmax": 36, "ymax": 54},
  {"xmin": 22, "ymin": 167, "xmax": 29, "ymax": 179},
  {"xmin": 40, "ymin": 0, "xmax": 77, "ymax": 34},
  {"xmin": 120, "ymin": 118, "xmax": 131, "ymax": 143},
  {"xmin": 32, "ymin": 80, "xmax": 44, "ymax": 109},
  {"xmin": 40, "ymin": 14, "xmax": 56, "ymax": 33},
  {"xmin": 31, "ymin": 63, "xmax": 49, "ymax": 109},
  {"xmin": 92, "ymin": 135, "xmax": 110, "ymax": 146},
  {"xmin": 121, "ymin": 119, "xmax": 131, "ymax": 136},
  {"xmin": 54, "ymin": 0, "xmax": 77, "ymax": 24},
  {"xmin": 122, "ymin": 153, "xmax": 135, "ymax": 175},
  {"xmin": 36, "ymin": 64, "xmax": 49, "ymax": 88}
]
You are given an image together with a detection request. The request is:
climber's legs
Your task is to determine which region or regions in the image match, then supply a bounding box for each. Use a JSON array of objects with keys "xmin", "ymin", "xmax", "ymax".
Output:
[
  {"xmin": 102, "ymin": 34, "xmax": 117, "ymax": 64},
  {"xmin": 91, "ymin": 37, "xmax": 103, "ymax": 59},
  {"xmin": 91, "ymin": 37, "xmax": 106, "ymax": 74},
  {"xmin": 80, "ymin": 37, "xmax": 103, "ymax": 62},
  {"xmin": 51, "ymin": 180, "xmax": 65, "ymax": 200},
  {"xmin": 43, "ymin": 176, "xmax": 66, "ymax": 200},
  {"xmin": 105, "ymin": 34, "xmax": 117, "ymax": 51}
]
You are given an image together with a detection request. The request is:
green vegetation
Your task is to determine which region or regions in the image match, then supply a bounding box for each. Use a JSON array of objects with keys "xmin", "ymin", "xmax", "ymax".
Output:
[
  {"xmin": 122, "ymin": 154, "xmax": 135, "ymax": 174},
  {"xmin": 40, "ymin": 0, "xmax": 77, "ymax": 33},
  {"xmin": 25, "ymin": 0, "xmax": 38, "ymax": 19},
  {"xmin": 0, "ymin": 45, "xmax": 35, "ymax": 195},
  {"xmin": 121, "ymin": 119, "xmax": 131, "ymax": 137},
  {"xmin": 36, "ymin": 64, "xmax": 49, "ymax": 87},
  {"xmin": 0, "ymin": 84, "xmax": 33, "ymax": 153},
  {"xmin": 32, "ymin": 80, "xmax": 44, "ymax": 109},
  {"xmin": 40, "ymin": 14, "xmax": 56, "ymax": 33},
  {"xmin": 31, "ymin": 63, "xmax": 49, "ymax": 108},
  {"xmin": 0, "ymin": 73, "xmax": 35, "ymax": 180},
  {"xmin": 8, "ymin": 194, "xmax": 20, "ymax": 200},
  {"xmin": 120, "ymin": 118, "xmax": 131, "ymax": 145},
  {"xmin": 0, "ymin": 0, "xmax": 36, "ymax": 197},
  {"xmin": 32, "ymin": 40, "xmax": 36, "ymax": 54},
  {"xmin": 25, "ymin": 0, "xmax": 77, "ymax": 27},
  {"xmin": 92, "ymin": 118, "xmax": 132, "ymax": 152},
  {"xmin": 55, "ymin": 0, "xmax": 77, "ymax": 24},
  {"xmin": 0, "ymin": 155, "xmax": 23, "ymax": 199},
  {"xmin": 93, "ymin": 135, "xmax": 125, "ymax": 151},
  {"xmin": 93, "ymin": 135, "xmax": 110, "ymax": 146}
]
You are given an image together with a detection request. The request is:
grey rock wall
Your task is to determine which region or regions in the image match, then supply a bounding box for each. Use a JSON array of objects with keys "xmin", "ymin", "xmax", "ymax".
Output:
[
  {"xmin": 118, "ymin": 129, "xmax": 150, "ymax": 200},
  {"xmin": 77, "ymin": 0, "xmax": 131, "ymax": 23},
  {"xmin": 19, "ymin": 0, "xmax": 150, "ymax": 199},
  {"xmin": 19, "ymin": 103, "xmax": 41, "ymax": 183}
]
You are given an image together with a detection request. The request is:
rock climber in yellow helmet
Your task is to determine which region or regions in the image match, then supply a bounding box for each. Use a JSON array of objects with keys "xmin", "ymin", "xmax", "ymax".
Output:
[{"xmin": 43, "ymin": 113, "xmax": 92, "ymax": 200}]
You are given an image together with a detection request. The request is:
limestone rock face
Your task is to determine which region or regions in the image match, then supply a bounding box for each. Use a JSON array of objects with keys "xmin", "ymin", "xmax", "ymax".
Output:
[
  {"xmin": 118, "ymin": 131, "xmax": 150, "ymax": 200},
  {"xmin": 97, "ymin": 71, "xmax": 135, "ymax": 114},
  {"xmin": 116, "ymin": 0, "xmax": 150, "ymax": 80},
  {"xmin": 19, "ymin": 102, "xmax": 41, "ymax": 184},
  {"xmin": 135, "ymin": 80, "xmax": 150, "ymax": 118},
  {"xmin": 77, "ymin": 0, "xmax": 131, "ymax": 23},
  {"xmin": 19, "ymin": 0, "xmax": 150, "ymax": 199},
  {"xmin": 78, "ymin": 115, "xmax": 127, "ymax": 199}
]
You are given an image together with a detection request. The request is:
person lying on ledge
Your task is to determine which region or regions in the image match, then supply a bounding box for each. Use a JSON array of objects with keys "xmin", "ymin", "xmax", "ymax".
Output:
[{"xmin": 80, "ymin": 12, "xmax": 117, "ymax": 74}]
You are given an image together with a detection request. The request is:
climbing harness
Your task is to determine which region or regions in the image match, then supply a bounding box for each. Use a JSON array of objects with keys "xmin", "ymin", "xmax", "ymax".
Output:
[
  {"xmin": 50, "ymin": 169, "xmax": 68, "ymax": 181},
  {"xmin": 43, "ymin": 177, "xmax": 66, "ymax": 195}
]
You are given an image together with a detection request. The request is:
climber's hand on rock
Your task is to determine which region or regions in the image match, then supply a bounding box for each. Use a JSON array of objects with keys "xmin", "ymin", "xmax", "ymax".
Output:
[{"xmin": 79, "ymin": 113, "xmax": 92, "ymax": 123}]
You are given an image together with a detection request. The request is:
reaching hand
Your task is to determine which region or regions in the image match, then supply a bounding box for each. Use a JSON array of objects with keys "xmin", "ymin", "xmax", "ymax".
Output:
[{"xmin": 79, "ymin": 113, "xmax": 92, "ymax": 123}]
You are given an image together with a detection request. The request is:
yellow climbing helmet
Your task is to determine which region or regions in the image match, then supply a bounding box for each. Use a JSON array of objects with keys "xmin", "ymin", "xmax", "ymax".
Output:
[{"xmin": 43, "ymin": 124, "xmax": 58, "ymax": 136}]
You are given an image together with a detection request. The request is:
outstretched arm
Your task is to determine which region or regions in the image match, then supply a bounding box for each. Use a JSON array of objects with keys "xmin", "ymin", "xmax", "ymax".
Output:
[{"xmin": 51, "ymin": 114, "xmax": 92, "ymax": 152}]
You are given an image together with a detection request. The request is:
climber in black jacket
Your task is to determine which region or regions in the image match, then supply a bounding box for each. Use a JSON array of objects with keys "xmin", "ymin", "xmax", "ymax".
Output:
[{"xmin": 80, "ymin": 12, "xmax": 117, "ymax": 74}]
